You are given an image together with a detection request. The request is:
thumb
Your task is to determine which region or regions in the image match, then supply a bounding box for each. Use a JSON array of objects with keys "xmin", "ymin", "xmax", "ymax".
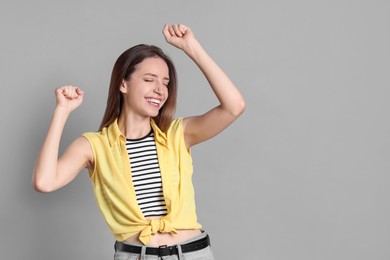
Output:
[
  {"xmin": 76, "ymin": 87, "xmax": 84, "ymax": 97},
  {"xmin": 162, "ymin": 24, "xmax": 170, "ymax": 40}
]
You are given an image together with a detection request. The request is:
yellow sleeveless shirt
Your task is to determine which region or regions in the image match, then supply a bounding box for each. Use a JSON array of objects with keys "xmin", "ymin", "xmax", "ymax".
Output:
[{"xmin": 82, "ymin": 118, "xmax": 201, "ymax": 245}]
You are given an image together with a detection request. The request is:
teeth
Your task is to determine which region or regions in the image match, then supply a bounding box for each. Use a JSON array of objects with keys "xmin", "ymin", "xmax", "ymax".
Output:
[{"xmin": 146, "ymin": 98, "xmax": 161, "ymax": 105}]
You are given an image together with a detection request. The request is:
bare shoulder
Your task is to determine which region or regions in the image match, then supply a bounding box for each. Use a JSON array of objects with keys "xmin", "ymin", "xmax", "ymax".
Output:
[
  {"xmin": 181, "ymin": 115, "xmax": 204, "ymax": 148},
  {"xmin": 61, "ymin": 135, "xmax": 94, "ymax": 172}
]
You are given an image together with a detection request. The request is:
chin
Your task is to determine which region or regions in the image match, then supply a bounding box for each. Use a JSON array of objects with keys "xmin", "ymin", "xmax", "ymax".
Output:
[
  {"xmin": 149, "ymin": 111, "xmax": 160, "ymax": 118},
  {"xmin": 145, "ymin": 107, "xmax": 162, "ymax": 118}
]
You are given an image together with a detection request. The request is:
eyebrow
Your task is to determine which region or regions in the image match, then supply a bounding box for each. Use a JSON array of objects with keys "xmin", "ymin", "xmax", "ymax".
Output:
[{"xmin": 143, "ymin": 73, "xmax": 170, "ymax": 81}]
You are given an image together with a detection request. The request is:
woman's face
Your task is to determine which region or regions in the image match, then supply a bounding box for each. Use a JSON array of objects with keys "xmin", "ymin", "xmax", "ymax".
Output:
[{"xmin": 121, "ymin": 57, "xmax": 170, "ymax": 118}]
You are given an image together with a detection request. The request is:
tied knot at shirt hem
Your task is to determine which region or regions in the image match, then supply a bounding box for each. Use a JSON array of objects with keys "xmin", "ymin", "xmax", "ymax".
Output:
[{"xmin": 139, "ymin": 218, "xmax": 177, "ymax": 245}]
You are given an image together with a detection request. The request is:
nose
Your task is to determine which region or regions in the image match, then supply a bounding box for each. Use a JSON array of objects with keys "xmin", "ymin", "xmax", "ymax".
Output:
[{"xmin": 153, "ymin": 82, "xmax": 163, "ymax": 95}]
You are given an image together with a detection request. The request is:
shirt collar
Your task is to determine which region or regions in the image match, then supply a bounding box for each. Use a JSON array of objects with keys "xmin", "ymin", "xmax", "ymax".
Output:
[
  {"xmin": 107, "ymin": 118, "xmax": 167, "ymax": 147},
  {"xmin": 150, "ymin": 118, "xmax": 168, "ymax": 146}
]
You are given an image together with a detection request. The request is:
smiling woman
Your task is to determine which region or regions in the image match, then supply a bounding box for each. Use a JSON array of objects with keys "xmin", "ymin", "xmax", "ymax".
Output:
[
  {"xmin": 100, "ymin": 44, "xmax": 178, "ymax": 134},
  {"xmin": 119, "ymin": 57, "xmax": 170, "ymax": 123},
  {"xmin": 32, "ymin": 23, "xmax": 245, "ymax": 260}
]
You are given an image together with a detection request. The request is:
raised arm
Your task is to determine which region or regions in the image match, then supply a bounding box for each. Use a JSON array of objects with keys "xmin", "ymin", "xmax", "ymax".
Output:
[
  {"xmin": 162, "ymin": 24, "xmax": 246, "ymax": 148},
  {"xmin": 32, "ymin": 86, "xmax": 93, "ymax": 192}
]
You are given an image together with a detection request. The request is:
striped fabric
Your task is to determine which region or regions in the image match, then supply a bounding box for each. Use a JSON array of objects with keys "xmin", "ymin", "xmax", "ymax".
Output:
[{"xmin": 126, "ymin": 131, "xmax": 168, "ymax": 218}]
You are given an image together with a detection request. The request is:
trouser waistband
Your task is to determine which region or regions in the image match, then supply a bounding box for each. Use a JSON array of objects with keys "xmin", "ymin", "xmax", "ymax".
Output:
[{"xmin": 115, "ymin": 234, "xmax": 210, "ymax": 257}]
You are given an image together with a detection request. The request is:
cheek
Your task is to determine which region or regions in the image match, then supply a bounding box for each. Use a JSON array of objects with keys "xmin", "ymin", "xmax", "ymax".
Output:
[
  {"xmin": 162, "ymin": 91, "xmax": 169, "ymax": 105},
  {"xmin": 163, "ymin": 88, "xmax": 169, "ymax": 98}
]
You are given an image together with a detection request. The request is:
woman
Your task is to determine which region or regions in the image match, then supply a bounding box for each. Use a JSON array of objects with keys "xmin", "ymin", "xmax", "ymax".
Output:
[{"xmin": 33, "ymin": 24, "xmax": 245, "ymax": 259}]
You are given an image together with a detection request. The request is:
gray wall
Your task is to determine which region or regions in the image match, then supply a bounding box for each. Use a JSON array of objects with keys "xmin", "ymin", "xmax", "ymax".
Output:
[{"xmin": 1, "ymin": 0, "xmax": 389, "ymax": 259}]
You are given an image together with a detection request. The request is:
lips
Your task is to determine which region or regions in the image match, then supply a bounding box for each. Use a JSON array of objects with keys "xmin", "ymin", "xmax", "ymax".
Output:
[{"xmin": 145, "ymin": 97, "xmax": 162, "ymax": 108}]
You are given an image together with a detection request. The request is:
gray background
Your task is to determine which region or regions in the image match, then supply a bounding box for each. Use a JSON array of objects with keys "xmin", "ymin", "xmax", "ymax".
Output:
[{"xmin": 1, "ymin": 0, "xmax": 389, "ymax": 259}]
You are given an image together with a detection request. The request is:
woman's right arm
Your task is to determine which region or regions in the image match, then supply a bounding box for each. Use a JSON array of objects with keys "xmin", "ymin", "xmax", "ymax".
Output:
[{"xmin": 32, "ymin": 86, "xmax": 93, "ymax": 192}]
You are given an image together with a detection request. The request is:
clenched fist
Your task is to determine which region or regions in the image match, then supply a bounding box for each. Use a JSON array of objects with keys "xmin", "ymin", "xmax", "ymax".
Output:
[{"xmin": 55, "ymin": 85, "xmax": 84, "ymax": 113}]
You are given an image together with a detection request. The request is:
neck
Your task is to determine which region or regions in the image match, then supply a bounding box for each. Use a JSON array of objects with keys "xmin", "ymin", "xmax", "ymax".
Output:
[{"xmin": 117, "ymin": 112, "xmax": 152, "ymax": 139}]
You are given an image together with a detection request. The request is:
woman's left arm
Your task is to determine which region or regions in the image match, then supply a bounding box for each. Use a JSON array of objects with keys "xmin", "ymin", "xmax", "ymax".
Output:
[{"xmin": 163, "ymin": 24, "xmax": 246, "ymax": 148}]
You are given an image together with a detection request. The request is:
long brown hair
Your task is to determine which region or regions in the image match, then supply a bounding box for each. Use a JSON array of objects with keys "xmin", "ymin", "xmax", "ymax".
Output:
[{"xmin": 99, "ymin": 44, "xmax": 177, "ymax": 132}]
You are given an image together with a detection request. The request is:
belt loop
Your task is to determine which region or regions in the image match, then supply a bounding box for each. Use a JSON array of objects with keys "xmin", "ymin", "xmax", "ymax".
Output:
[
  {"xmin": 140, "ymin": 246, "xmax": 147, "ymax": 260},
  {"xmin": 177, "ymin": 244, "xmax": 184, "ymax": 260}
]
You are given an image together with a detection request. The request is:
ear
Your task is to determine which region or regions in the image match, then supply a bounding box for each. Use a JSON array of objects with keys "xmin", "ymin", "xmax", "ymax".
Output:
[{"xmin": 120, "ymin": 79, "xmax": 127, "ymax": 94}]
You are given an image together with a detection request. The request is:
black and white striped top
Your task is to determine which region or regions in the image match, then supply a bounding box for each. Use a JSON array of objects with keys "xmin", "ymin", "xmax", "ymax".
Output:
[{"xmin": 126, "ymin": 131, "xmax": 168, "ymax": 218}]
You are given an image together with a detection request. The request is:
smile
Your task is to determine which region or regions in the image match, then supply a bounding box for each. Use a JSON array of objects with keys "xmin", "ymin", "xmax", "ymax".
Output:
[{"xmin": 146, "ymin": 98, "xmax": 162, "ymax": 106}]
